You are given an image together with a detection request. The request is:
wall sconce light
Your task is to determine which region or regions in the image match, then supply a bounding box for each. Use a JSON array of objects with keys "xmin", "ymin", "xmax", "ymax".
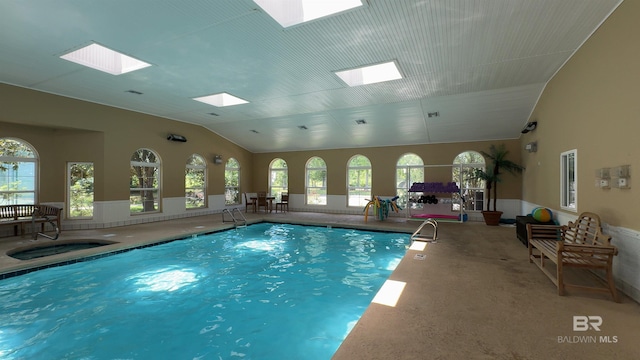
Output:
[
  {"xmin": 525, "ymin": 141, "xmax": 537, "ymax": 153},
  {"xmin": 521, "ymin": 121, "xmax": 537, "ymax": 134},
  {"xmin": 213, "ymin": 155, "xmax": 223, "ymax": 164},
  {"xmin": 167, "ymin": 134, "xmax": 187, "ymax": 142}
]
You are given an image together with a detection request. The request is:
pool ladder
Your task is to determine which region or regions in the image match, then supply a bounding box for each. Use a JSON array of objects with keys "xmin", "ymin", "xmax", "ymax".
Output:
[
  {"xmin": 222, "ymin": 208, "xmax": 247, "ymax": 228},
  {"xmin": 411, "ymin": 218, "xmax": 438, "ymax": 243},
  {"xmin": 31, "ymin": 208, "xmax": 60, "ymax": 240}
]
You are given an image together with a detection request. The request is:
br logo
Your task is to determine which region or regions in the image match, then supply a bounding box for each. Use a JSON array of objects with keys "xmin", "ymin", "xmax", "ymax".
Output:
[{"xmin": 573, "ymin": 316, "xmax": 602, "ymax": 331}]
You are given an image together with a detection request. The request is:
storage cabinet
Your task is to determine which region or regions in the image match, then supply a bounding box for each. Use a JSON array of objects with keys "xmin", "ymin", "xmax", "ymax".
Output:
[{"xmin": 515, "ymin": 215, "xmax": 555, "ymax": 246}]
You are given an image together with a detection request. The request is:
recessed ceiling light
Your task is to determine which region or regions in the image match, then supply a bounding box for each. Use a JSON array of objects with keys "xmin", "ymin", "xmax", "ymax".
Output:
[
  {"xmin": 254, "ymin": 0, "xmax": 363, "ymax": 28},
  {"xmin": 355, "ymin": 119, "xmax": 367, "ymax": 125},
  {"xmin": 335, "ymin": 61, "xmax": 402, "ymax": 87},
  {"xmin": 193, "ymin": 93, "xmax": 249, "ymax": 107},
  {"xmin": 60, "ymin": 43, "xmax": 151, "ymax": 75}
]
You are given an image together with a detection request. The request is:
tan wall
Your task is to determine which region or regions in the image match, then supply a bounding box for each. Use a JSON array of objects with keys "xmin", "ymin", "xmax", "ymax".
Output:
[
  {"xmin": 521, "ymin": 0, "xmax": 639, "ymax": 229},
  {"xmin": 253, "ymin": 140, "xmax": 523, "ymax": 200},
  {"xmin": 0, "ymin": 84, "xmax": 253, "ymax": 203}
]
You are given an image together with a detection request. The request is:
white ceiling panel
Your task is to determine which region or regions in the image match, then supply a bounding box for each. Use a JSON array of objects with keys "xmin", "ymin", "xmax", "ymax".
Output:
[{"xmin": 0, "ymin": 0, "xmax": 623, "ymax": 152}]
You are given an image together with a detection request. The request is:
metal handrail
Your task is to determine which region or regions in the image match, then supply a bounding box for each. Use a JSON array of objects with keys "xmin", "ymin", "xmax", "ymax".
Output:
[
  {"xmin": 31, "ymin": 207, "xmax": 60, "ymax": 240},
  {"xmin": 411, "ymin": 218, "xmax": 438, "ymax": 243},
  {"xmin": 231, "ymin": 208, "xmax": 247, "ymax": 227},
  {"xmin": 222, "ymin": 208, "xmax": 247, "ymax": 228}
]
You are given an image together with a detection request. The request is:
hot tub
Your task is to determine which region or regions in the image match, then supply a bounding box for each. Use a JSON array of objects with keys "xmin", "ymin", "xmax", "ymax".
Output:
[{"xmin": 7, "ymin": 240, "xmax": 117, "ymax": 260}]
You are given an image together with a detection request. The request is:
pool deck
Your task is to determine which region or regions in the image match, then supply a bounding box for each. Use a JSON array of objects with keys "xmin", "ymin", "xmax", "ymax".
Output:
[{"xmin": 1, "ymin": 211, "xmax": 639, "ymax": 359}]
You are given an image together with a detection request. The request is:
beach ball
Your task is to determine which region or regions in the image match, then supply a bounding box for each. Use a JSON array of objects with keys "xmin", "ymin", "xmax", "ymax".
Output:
[{"xmin": 531, "ymin": 207, "xmax": 552, "ymax": 222}]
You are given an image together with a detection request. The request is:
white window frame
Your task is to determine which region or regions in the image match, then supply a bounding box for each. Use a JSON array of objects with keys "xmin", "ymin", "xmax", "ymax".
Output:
[
  {"xmin": 225, "ymin": 158, "xmax": 240, "ymax": 205},
  {"xmin": 130, "ymin": 148, "xmax": 161, "ymax": 214},
  {"xmin": 185, "ymin": 154, "xmax": 207, "ymax": 209},
  {"xmin": 347, "ymin": 155, "xmax": 372, "ymax": 207},
  {"xmin": 396, "ymin": 153, "xmax": 424, "ymax": 209},
  {"xmin": 306, "ymin": 156, "xmax": 327, "ymax": 205},
  {"xmin": 0, "ymin": 138, "xmax": 38, "ymax": 205},
  {"xmin": 269, "ymin": 158, "xmax": 288, "ymax": 200},
  {"xmin": 560, "ymin": 149, "xmax": 577, "ymax": 212},
  {"xmin": 453, "ymin": 151, "xmax": 486, "ymax": 212},
  {"xmin": 67, "ymin": 162, "xmax": 94, "ymax": 219}
]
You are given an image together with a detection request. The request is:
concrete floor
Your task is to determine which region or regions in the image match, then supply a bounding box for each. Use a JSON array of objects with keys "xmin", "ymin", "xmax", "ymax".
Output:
[{"xmin": 1, "ymin": 211, "xmax": 639, "ymax": 359}]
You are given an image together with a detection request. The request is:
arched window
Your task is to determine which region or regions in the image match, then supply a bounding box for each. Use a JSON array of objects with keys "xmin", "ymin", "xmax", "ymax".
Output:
[
  {"xmin": 130, "ymin": 148, "xmax": 161, "ymax": 213},
  {"xmin": 396, "ymin": 153, "xmax": 424, "ymax": 208},
  {"xmin": 347, "ymin": 155, "xmax": 371, "ymax": 207},
  {"xmin": 186, "ymin": 154, "xmax": 206, "ymax": 209},
  {"xmin": 306, "ymin": 156, "xmax": 327, "ymax": 205},
  {"xmin": 269, "ymin": 158, "xmax": 288, "ymax": 200},
  {"xmin": 225, "ymin": 158, "xmax": 240, "ymax": 205},
  {"xmin": 0, "ymin": 138, "xmax": 38, "ymax": 205},
  {"xmin": 453, "ymin": 151, "xmax": 485, "ymax": 212}
]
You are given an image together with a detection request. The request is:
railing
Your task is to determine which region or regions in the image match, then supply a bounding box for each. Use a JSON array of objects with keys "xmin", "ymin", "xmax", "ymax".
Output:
[
  {"xmin": 411, "ymin": 218, "xmax": 438, "ymax": 243},
  {"xmin": 222, "ymin": 208, "xmax": 247, "ymax": 228},
  {"xmin": 32, "ymin": 208, "xmax": 60, "ymax": 240}
]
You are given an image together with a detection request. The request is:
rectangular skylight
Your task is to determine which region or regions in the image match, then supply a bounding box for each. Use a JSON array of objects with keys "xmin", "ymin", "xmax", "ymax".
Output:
[
  {"xmin": 60, "ymin": 43, "xmax": 151, "ymax": 75},
  {"xmin": 193, "ymin": 93, "xmax": 249, "ymax": 107},
  {"xmin": 254, "ymin": 0, "xmax": 363, "ymax": 28},
  {"xmin": 335, "ymin": 61, "xmax": 402, "ymax": 87}
]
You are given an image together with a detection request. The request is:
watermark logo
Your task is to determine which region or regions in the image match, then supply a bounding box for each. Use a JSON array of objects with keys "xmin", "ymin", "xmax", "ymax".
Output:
[
  {"xmin": 558, "ymin": 315, "xmax": 618, "ymax": 344},
  {"xmin": 573, "ymin": 315, "xmax": 602, "ymax": 331}
]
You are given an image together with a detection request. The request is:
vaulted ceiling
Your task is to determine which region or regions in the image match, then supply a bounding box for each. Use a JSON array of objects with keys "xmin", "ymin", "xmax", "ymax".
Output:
[{"xmin": 0, "ymin": 0, "xmax": 622, "ymax": 152}]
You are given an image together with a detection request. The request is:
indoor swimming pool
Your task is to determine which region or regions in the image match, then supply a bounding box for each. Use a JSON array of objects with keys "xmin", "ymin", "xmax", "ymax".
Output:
[{"xmin": 0, "ymin": 222, "xmax": 409, "ymax": 359}]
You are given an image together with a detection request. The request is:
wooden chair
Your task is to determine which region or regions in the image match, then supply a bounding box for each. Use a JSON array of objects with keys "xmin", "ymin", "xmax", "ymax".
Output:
[
  {"xmin": 256, "ymin": 192, "xmax": 269, "ymax": 212},
  {"xmin": 244, "ymin": 193, "xmax": 256, "ymax": 213},
  {"xmin": 276, "ymin": 193, "xmax": 289, "ymax": 213}
]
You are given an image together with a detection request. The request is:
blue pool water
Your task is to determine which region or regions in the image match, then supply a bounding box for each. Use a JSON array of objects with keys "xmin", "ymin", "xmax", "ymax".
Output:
[{"xmin": 0, "ymin": 223, "xmax": 408, "ymax": 359}]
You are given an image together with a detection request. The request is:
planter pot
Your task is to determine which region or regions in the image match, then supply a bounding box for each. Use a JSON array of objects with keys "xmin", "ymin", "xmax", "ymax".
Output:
[{"xmin": 482, "ymin": 211, "xmax": 503, "ymax": 226}]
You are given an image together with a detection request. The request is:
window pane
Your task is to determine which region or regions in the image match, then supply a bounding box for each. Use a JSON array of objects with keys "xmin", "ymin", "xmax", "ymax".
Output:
[
  {"xmin": 225, "ymin": 158, "xmax": 240, "ymax": 205},
  {"xmin": 307, "ymin": 187, "xmax": 327, "ymax": 205},
  {"xmin": 186, "ymin": 154, "xmax": 206, "ymax": 209},
  {"xmin": 306, "ymin": 157, "xmax": 327, "ymax": 205},
  {"xmin": 348, "ymin": 155, "xmax": 371, "ymax": 207},
  {"xmin": 0, "ymin": 138, "xmax": 37, "ymax": 205},
  {"xmin": 69, "ymin": 163, "xmax": 94, "ymax": 218},
  {"xmin": 453, "ymin": 151, "xmax": 485, "ymax": 212},
  {"xmin": 130, "ymin": 149, "xmax": 160, "ymax": 213},
  {"xmin": 561, "ymin": 150, "xmax": 577, "ymax": 210},
  {"xmin": 396, "ymin": 154, "xmax": 424, "ymax": 208},
  {"xmin": 269, "ymin": 158, "xmax": 288, "ymax": 199}
]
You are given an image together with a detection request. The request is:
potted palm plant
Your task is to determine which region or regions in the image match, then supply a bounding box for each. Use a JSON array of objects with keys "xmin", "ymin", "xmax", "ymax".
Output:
[{"xmin": 471, "ymin": 144, "xmax": 524, "ymax": 226}]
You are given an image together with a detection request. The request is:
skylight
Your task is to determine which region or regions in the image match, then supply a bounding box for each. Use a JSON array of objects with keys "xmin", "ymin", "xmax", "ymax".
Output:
[
  {"xmin": 60, "ymin": 43, "xmax": 151, "ymax": 75},
  {"xmin": 254, "ymin": 0, "xmax": 363, "ymax": 28},
  {"xmin": 193, "ymin": 93, "xmax": 249, "ymax": 107},
  {"xmin": 335, "ymin": 61, "xmax": 402, "ymax": 87}
]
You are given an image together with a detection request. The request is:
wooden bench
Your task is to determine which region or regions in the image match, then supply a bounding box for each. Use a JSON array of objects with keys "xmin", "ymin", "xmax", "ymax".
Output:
[
  {"xmin": 527, "ymin": 212, "xmax": 619, "ymax": 302},
  {"xmin": 0, "ymin": 204, "xmax": 62, "ymax": 236}
]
